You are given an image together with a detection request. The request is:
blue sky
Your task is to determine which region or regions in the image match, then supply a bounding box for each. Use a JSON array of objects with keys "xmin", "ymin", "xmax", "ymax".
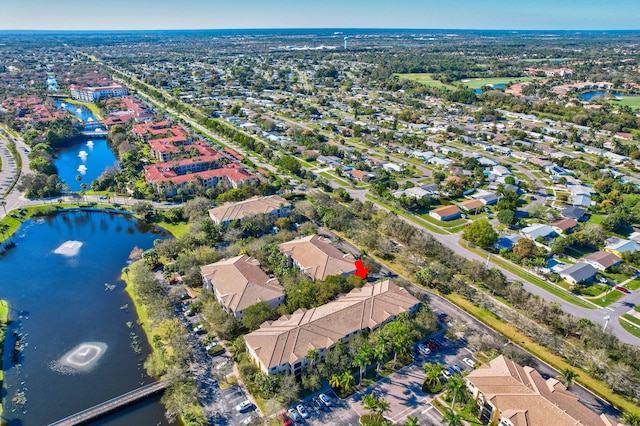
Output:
[{"xmin": 1, "ymin": 0, "xmax": 638, "ymax": 31}]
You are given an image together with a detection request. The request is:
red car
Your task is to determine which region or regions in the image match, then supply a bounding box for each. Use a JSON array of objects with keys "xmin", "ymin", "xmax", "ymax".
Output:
[
  {"xmin": 615, "ymin": 286, "xmax": 631, "ymax": 294},
  {"xmin": 279, "ymin": 412, "xmax": 292, "ymax": 426}
]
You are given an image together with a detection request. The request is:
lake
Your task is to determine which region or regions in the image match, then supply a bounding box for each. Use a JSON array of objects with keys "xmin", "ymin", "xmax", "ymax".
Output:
[
  {"xmin": 1, "ymin": 211, "xmax": 171, "ymax": 425},
  {"xmin": 577, "ymin": 91, "xmax": 625, "ymax": 102},
  {"xmin": 54, "ymin": 101, "xmax": 119, "ymax": 191}
]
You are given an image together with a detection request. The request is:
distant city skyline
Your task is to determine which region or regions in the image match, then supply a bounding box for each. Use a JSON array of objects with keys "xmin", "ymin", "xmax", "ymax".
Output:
[{"xmin": 1, "ymin": 0, "xmax": 639, "ymax": 31}]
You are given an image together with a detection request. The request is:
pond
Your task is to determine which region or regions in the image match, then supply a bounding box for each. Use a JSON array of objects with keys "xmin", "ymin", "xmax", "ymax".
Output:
[
  {"xmin": 1, "ymin": 211, "xmax": 171, "ymax": 425},
  {"xmin": 53, "ymin": 100, "xmax": 119, "ymax": 191}
]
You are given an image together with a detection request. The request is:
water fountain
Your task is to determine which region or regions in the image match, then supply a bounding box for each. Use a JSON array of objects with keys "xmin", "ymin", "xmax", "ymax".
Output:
[
  {"xmin": 77, "ymin": 164, "xmax": 88, "ymax": 174},
  {"xmin": 53, "ymin": 240, "xmax": 83, "ymax": 257},
  {"xmin": 78, "ymin": 150, "xmax": 88, "ymax": 161},
  {"xmin": 86, "ymin": 141, "xmax": 94, "ymax": 148},
  {"xmin": 52, "ymin": 342, "xmax": 107, "ymax": 373}
]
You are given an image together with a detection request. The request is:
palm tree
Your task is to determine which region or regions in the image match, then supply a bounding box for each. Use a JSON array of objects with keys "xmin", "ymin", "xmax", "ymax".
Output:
[
  {"xmin": 404, "ymin": 416, "xmax": 419, "ymax": 426},
  {"xmin": 340, "ymin": 370, "xmax": 355, "ymax": 394},
  {"xmin": 443, "ymin": 408, "xmax": 463, "ymax": 426},
  {"xmin": 557, "ymin": 368, "xmax": 579, "ymax": 389},
  {"xmin": 374, "ymin": 332, "xmax": 390, "ymax": 372},
  {"xmin": 353, "ymin": 352, "xmax": 367, "ymax": 385},
  {"xmin": 444, "ymin": 375, "xmax": 466, "ymax": 409},
  {"xmin": 622, "ymin": 412, "xmax": 640, "ymax": 426},
  {"xmin": 329, "ymin": 373, "xmax": 341, "ymax": 391},
  {"xmin": 423, "ymin": 362, "xmax": 445, "ymax": 388},
  {"xmin": 306, "ymin": 348, "xmax": 319, "ymax": 369}
]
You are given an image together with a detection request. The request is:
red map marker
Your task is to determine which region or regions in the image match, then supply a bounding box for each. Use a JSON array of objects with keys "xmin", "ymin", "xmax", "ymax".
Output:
[{"xmin": 354, "ymin": 259, "xmax": 369, "ymax": 279}]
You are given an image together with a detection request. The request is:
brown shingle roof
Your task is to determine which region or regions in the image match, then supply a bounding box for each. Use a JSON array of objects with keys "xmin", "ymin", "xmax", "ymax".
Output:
[
  {"xmin": 584, "ymin": 251, "xmax": 622, "ymax": 269},
  {"xmin": 431, "ymin": 205, "xmax": 461, "ymax": 217},
  {"xmin": 278, "ymin": 235, "xmax": 356, "ymax": 281},
  {"xmin": 244, "ymin": 280, "xmax": 420, "ymax": 371},
  {"xmin": 549, "ymin": 217, "xmax": 578, "ymax": 231},
  {"xmin": 200, "ymin": 255, "xmax": 283, "ymax": 315}
]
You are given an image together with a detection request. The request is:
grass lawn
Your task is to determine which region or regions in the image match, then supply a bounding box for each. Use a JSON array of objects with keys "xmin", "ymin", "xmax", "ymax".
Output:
[
  {"xmin": 394, "ymin": 73, "xmax": 459, "ymax": 91},
  {"xmin": 460, "ymin": 76, "xmax": 536, "ymax": 89},
  {"xmin": 586, "ymin": 214, "xmax": 606, "ymax": 225},
  {"xmin": 564, "ymin": 245, "xmax": 596, "ymax": 259},
  {"xmin": 419, "ymin": 213, "xmax": 467, "ymax": 228},
  {"xmin": 587, "ymin": 288, "xmax": 626, "ymax": 308},
  {"xmin": 0, "ymin": 123, "xmax": 19, "ymax": 138},
  {"xmin": 522, "ymin": 58, "xmax": 575, "ymax": 63},
  {"xmin": 625, "ymin": 279, "xmax": 640, "ymax": 291},
  {"xmin": 619, "ymin": 317, "xmax": 640, "ymax": 339},
  {"xmin": 609, "ymin": 96, "xmax": 640, "ymax": 111},
  {"xmin": 461, "ymin": 241, "xmax": 596, "ymax": 309}
]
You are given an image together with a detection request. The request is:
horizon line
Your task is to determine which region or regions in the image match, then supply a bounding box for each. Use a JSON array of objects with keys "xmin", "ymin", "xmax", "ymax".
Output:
[{"xmin": 1, "ymin": 27, "xmax": 640, "ymax": 32}]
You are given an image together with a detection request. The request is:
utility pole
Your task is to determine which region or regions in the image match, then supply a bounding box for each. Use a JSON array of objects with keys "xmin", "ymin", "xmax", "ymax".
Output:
[
  {"xmin": 603, "ymin": 313, "xmax": 611, "ymax": 332},
  {"xmin": 485, "ymin": 253, "xmax": 491, "ymax": 269}
]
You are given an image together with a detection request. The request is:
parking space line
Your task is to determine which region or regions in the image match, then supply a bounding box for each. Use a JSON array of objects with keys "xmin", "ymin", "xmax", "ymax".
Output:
[{"xmin": 422, "ymin": 405, "xmax": 434, "ymax": 414}]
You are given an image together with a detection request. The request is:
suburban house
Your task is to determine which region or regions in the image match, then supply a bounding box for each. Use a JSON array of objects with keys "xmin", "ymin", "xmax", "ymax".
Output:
[
  {"xmin": 244, "ymin": 280, "xmax": 421, "ymax": 376},
  {"xmin": 429, "ymin": 205, "xmax": 462, "ymax": 221},
  {"xmin": 465, "ymin": 355, "xmax": 619, "ymax": 426},
  {"xmin": 549, "ymin": 218, "xmax": 578, "ymax": 234},
  {"xmin": 583, "ymin": 251, "xmax": 623, "ymax": 272},
  {"xmin": 521, "ymin": 224, "xmax": 556, "ymax": 241},
  {"xmin": 458, "ymin": 199, "xmax": 484, "ymax": 212},
  {"xmin": 561, "ymin": 206, "xmax": 587, "ymax": 221},
  {"xmin": 604, "ymin": 238, "xmax": 640, "ymax": 258},
  {"xmin": 559, "ymin": 262, "xmax": 597, "ymax": 285},
  {"xmin": 278, "ymin": 235, "xmax": 356, "ymax": 281},
  {"xmin": 495, "ymin": 234, "xmax": 523, "ymax": 251},
  {"xmin": 200, "ymin": 255, "xmax": 284, "ymax": 318},
  {"xmin": 208, "ymin": 195, "xmax": 291, "ymax": 226}
]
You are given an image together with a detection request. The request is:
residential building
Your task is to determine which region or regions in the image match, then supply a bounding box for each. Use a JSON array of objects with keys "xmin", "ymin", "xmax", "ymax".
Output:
[
  {"xmin": 495, "ymin": 234, "xmax": 523, "ymax": 251},
  {"xmin": 465, "ymin": 355, "xmax": 618, "ymax": 426},
  {"xmin": 429, "ymin": 205, "xmax": 462, "ymax": 221},
  {"xmin": 208, "ymin": 195, "xmax": 291, "ymax": 226},
  {"xmin": 278, "ymin": 235, "xmax": 356, "ymax": 281},
  {"xmin": 561, "ymin": 206, "xmax": 586, "ymax": 221},
  {"xmin": 70, "ymin": 83, "xmax": 128, "ymax": 103},
  {"xmin": 200, "ymin": 255, "xmax": 284, "ymax": 318},
  {"xmin": 604, "ymin": 238, "xmax": 640, "ymax": 258},
  {"xmin": 549, "ymin": 218, "xmax": 578, "ymax": 234},
  {"xmin": 521, "ymin": 224, "xmax": 556, "ymax": 241},
  {"xmin": 583, "ymin": 251, "xmax": 623, "ymax": 271},
  {"xmin": 244, "ymin": 280, "xmax": 421, "ymax": 375},
  {"xmin": 458, "ymin": 199, "xmax": 484, "ymax": 212},
  {"xmin": 559, "ymin": 262, "xmax": 597, "ymax": 284}
]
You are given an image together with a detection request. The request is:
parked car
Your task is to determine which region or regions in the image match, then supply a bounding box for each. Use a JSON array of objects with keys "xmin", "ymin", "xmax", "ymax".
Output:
[
  {"xmin": 319, "ymin": 393, "xmax": 333, "ymax": 407},
  {"xmin": 418, "ymin": 343, "xmax": 431, "ymax": 355},
  {"xmin": 312, "ymin": 399, "xmax": 325, "ymax": 412},
  {"xmin": 453, "ymin": 364, "xmax": 464, "ymax": 374},
  {"xmin": 442, "ymin": 369, "xmax": 452, "ymax": 380},
  {"xmin": 463, "ymin": 357, "xmax": 477, "ymax": 368},
  {"xmin": 236, "ymin": 400, "xmax": 252, "ymax": 412},
  {"xmin": 297, "ymin": 404, "xmax": 310, "ymax": 419},
  {"xmin": 447, "ymin": 366, "xmax": 458, "ymax": 375},
  {"xmin": 615, "ymin": 286, "xmax": 631, "ymax": 294},
  {"xmin": 279, "ymin": 412, "xmax": 293, "ymax": 426},
  {"xmin": 287, "ymin": 408, "xmax": 302, "ymax": 422}
]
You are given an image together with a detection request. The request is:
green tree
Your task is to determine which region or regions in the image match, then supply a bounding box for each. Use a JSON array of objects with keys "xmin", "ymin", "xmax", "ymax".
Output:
[
  {"xmin": 241, "ymin": 302, "xmax": 276, "ymax": 331},
  {"xmin": 444, "ymin": 374, "xmax": 467, "ymax": 408},
  {"xmin": 404, "ymin": 416, "xmax": 419, "ymax": 426},
  {"xmin": 497, "ymin": 209, "xmax": 517, "ymax": 226},
  {"xmin": 557, "ymin": 368, "xmax": 579, "ymax": 389},
  {"xmin": 621, "ymin": 412, "xmax": 640, "ymax": 426},
  {"xmin": 443, "ymin": 408, "xmax": 464, "ymax": 426},
  {"xmin": 423, "ymin": 362, "xmax": 445, "ymax": 389},
  {"xmin": 340, "ymin": 370, "xmax": 355, "ymax": 394},
  {"xmin": 462, "ymin": 219, "xmax": 498, "ymax": 249}
]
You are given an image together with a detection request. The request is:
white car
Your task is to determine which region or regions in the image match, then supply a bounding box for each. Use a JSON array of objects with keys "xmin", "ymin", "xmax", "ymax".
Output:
[
  {"xmin": 287, "ymin": 408, "xmax": 301, "ymax": 421},
  {"xmin": 319, "ymin": 393, "xmax": 333, "ymax": 407},
  {"xmin": 297, "ymin": 404, "xmax": 310, "ymax": 419},
  {"xmin": 236, "ymin": 400, "xmax": 252, "ymax": 412},
  {"xmin": 463, "ymin": 357, "xmax": 477, "ymax": 368},
  {"xmin": 418, "ymin": 343, "xmax": 431, "ymax": 355},
  {"xmin": 442, "ymin": 369, "xmax": 452, "ymax": 380}
]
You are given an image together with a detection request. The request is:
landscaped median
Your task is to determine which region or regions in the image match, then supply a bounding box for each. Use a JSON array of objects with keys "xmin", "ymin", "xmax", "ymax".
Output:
[{"xmin": 460, "ymin": 240, "xmax": 597, "ymax": 309}]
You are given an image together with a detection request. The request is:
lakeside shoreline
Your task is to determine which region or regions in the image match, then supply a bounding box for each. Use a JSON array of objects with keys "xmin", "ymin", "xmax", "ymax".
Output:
[{"xmin": 0, "ymin": 300, "xmax": 8, "ymax": 419}]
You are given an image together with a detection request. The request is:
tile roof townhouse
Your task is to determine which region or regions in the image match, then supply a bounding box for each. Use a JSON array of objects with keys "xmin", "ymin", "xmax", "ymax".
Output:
[
  {"xmin": 244, "ymin": 280, "xmax": 421, "ymax": 375},
  {"xmin": 465, "ymin": 355, "xmax": 620, "ymax": 426},
  {"xmin": 200, "ymin": 255, "xmax": 284, "ymax": 318},
  {"xmin": 278, "ymin": 235, "xmax": 356, "ymax": 281},
  {"xmin": 208, "ymin": 195, "xmax": 291, "ymax": 226}
]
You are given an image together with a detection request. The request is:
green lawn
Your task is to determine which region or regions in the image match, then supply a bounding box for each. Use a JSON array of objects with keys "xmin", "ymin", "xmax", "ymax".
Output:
[
  {"xmin": 460, "ymin": 76, "xmax": 536, "ymax": 89},
  {"xmin": 522, "ymin": 58, "xmax": 575, "ymax": 63},
  {"xmin": 609, "ymin": 96, "xmax": 640, "ymax": 111},
  {"xmin": 625, "ymin": 279, "xmax": 640, "ymax": 291},
  {"xmin": 419, "ymin": 213, "xmax": 467, "ymax": 228},
  {"xmin": 587, "ymin": 288, "xmax": 626, "ymax": 308},
  {"xmin": 619, "ymin": 317, "xmax": 640, "ymax": 339},
  {"xmin": 63, "ymin": 98, "xmax": 103, "ymax": 120},
  {"xmin": 394, "ymin": 73, "xmax": 459, "ymax": 91},
  {"xmin": 365, "ymin": 194, "xmax": 449, "ymax": 235},
  {"xmin": 587, "ymin": 214, "xmax": 605, "ymax": 225}
]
